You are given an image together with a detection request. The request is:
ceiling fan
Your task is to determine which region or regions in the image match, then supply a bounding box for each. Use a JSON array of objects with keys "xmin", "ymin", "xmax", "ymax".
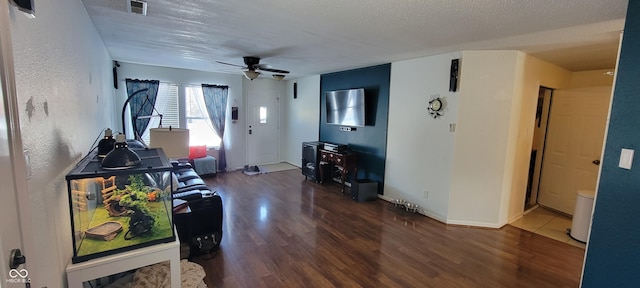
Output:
[{"xmin": 216, "ymin": 56, "xmax": 290, "ymax": 80}]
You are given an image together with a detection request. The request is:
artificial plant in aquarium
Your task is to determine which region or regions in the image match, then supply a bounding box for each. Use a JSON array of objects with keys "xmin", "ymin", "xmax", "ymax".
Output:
[{"xmin": 105, "ymin": 174, "xmax": 158, "ymax": 240}]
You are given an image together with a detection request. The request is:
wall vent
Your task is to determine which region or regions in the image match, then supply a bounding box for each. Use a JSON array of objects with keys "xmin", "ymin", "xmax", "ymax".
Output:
[{"xmin": 127, "ymin": 0, "xmax": 147, "ymax": 15}]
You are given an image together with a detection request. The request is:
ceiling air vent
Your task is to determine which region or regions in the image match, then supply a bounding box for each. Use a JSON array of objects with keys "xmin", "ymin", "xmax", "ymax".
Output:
[{"xmin": 127, "ymin": 0, "xmax": 147, "ymax": 15}]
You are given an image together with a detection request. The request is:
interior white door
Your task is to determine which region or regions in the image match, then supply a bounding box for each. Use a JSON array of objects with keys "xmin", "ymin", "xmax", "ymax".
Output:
[
  {"xmin": 537, "ymin": 86, "xmax": 612, "ymax": 215},
  {"xmin": 0, "ymin": 1, "xmax": 29, "ymax": 283},
  {"xmin": 246, "ymin": 90, "xmax": 280, "ymax": 165}
]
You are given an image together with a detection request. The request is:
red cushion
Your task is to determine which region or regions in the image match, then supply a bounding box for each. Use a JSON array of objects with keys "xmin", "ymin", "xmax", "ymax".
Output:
[{"xmin": 189, "ymin": 145, "xmax": 207, "ymax": 160}]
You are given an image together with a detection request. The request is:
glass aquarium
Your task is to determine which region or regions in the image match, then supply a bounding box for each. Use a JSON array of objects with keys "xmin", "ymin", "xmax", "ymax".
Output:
[{"xmin": 65, "ymin": 148, "xmax": 175, "ymax": 263}]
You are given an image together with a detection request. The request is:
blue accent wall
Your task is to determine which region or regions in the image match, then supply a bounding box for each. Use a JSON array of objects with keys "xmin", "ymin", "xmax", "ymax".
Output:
[
  {"xmin": 319, "ymin": 64, "xmax": 391, "ymax": 193},
  {"xmin": 582, "ymin": 2, "xmax": 640, "ymax": 287}
]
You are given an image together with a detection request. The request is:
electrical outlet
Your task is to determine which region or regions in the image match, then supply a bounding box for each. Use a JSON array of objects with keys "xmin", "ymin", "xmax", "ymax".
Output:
[{"xmin": 424, "ymin": 190, "xmax": 429, "ymax": 198}]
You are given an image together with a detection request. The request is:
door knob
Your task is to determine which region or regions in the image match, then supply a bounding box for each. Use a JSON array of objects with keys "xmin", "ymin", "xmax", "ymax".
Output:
[
  {"xmin": 592, "ymin": 160, "xmax": 601, "ymax": 165},
  {"xmin": 9, "ymin": 248, "xmax": 26, "ymax": 269}
]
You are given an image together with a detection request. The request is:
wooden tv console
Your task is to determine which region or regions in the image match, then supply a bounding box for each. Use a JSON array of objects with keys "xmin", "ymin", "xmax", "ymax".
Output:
[{"xmin": 318, "ymin": 149, "xmax": 357, "ymax": 193}]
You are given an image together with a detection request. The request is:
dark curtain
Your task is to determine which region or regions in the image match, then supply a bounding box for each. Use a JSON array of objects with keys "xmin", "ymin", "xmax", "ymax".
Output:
[
  {"xmin": 202, "ymin": 84, "xmax": 229, "ymax": 172},
  {"xmin": 125, "ymin": 79, "xmax": 160, "ymax": 141}
]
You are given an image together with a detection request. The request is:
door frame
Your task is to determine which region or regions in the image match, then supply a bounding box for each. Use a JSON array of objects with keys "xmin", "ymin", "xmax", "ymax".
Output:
[
  {"xmin": 527, "ymin": 86, "xmax": 554, "ymax": 208},
  {"xmin": 245, "ymin": 83, "xmax": 281, "ymax": 166},
  {"xmin": 1, "ymin": 1, "xmax": 35, "ymax": 283}
]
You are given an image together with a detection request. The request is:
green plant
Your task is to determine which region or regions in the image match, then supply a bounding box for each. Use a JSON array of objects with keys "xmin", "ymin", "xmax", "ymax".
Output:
[
  {"xmin": 119, "ymin": 190, "xmax": 152, "ymax": 216},
  {"xmin": 117, "ymin": 184, "xmax": 157, "ymax": 240},
  {"xmin": 127, "ymin": 174, "xmax": 151, "ymax": 193},
  {"xmin": 104, "ymin": 175, "xmax": 156, "ymax": 217}
]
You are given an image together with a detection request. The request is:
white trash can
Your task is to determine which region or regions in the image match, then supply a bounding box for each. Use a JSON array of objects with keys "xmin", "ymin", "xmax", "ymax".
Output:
[{"xmin": 570, "ymin": 190, "xmax": 595, "ymax": 242}]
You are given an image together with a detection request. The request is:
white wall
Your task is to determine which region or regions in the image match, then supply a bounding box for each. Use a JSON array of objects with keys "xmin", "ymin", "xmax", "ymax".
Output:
[
  {"xmin": 9, "ymin": 1, "xmax": 115, "ymax": 286},
  {"xmin": 116, "ymin": 63, "xmax": 246, "ymax": 170},
  {"xmin": 385, "ymin": 52, "xmax": 461, "ymax": 221},
  {"xmin": 384, "ymin": 50, "xmax": 576, "ymax": 228},
  {"xmin": 570, "ymin": 69, "xmax": 615, "ymax": 88},
  {"xmin": 281, "ymin": 76, "xmax": 321, "ymax": 166},
  {"xmin": 447, "ymin": 51, "xmax": 519, "ymax": 227}
]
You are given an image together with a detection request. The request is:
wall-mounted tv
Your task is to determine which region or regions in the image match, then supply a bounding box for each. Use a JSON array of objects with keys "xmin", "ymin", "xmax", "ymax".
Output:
[{"xmin": 325, "ymin": 88, "xmax": 366, "ymax": 127}]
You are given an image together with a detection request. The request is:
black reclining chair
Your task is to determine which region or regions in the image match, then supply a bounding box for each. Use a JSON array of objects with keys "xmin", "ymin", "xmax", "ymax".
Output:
[
  {"xmin": 172, "ymin": 164, "xmax": 215, "ymax": 201},
  {"xmin": 171, "ymin": 162, "xmax": 223, "ymax": 258}
]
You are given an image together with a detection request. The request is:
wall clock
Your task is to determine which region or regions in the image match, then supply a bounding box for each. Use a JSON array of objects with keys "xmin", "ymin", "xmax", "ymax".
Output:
[{"xmin": 428, "ymin": 96, "xmax": 445, "ymax": 118}]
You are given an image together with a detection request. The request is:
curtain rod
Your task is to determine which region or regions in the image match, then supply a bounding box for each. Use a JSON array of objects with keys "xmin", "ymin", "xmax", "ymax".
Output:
[
  {"xmin": 120, "ymin": 78, "xmax": 231, "ymax": 88},
  {"xmin": 119, "ymin": 78, "xmax": 228, "ymax": 87}
]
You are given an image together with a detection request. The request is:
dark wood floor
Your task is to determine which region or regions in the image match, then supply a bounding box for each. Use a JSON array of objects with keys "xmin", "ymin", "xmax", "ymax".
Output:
[{"xmin": 194, "ymin": 168, "xmax": 585, "ymax": 288}]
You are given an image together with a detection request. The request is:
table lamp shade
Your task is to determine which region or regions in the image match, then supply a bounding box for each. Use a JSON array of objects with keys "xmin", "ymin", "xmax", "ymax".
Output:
[{"xmin": 149, "ymin": 127, "xmax": 190, "ymax": 159}]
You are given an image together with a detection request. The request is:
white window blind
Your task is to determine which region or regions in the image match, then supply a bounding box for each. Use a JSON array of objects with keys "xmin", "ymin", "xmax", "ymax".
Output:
[
  {"xmin": 141, "ymin": 83, "xmax": 179, "ymax": 144},
  {"xmin": 140, "ymin": 83, "xmax": 221, "ymax": 148}
]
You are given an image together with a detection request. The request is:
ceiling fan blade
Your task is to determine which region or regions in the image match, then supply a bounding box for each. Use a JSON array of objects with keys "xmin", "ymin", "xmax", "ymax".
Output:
[
  {"xmin": 215, "ymin": 61, "xmax": 246, "ymax": 68},
  {"xmin": 257, "ymin": 67, "xmax": 290, "ymax": 74}
]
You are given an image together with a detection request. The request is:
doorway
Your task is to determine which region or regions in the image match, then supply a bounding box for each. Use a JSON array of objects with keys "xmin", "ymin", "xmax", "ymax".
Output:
[
  {"xmin": 536, "ymin": 86, "xmax": 611, "ymax": 215},
  {"xmin": 246, "ymin": 89, "xmax": 280, "ymax": 165},
  {"xmin": 525, "ymin": 86, "xmax": 553, "ymax": 211},
  {"xmin": 1, "ymin": 1, "xmax": 31, "ymax": 282}
]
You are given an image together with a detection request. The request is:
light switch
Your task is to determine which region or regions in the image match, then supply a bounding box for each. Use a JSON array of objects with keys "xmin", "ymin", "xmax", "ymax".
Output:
[{"xmin": 619, "ymin": 148, "xmax": 634, "ymax": 170}]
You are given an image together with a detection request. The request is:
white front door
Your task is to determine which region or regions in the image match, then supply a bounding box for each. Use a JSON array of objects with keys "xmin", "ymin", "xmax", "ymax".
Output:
[
  {"xmin": 1, "ymin": 1, "xmax": 30, "ymax": 283},
  {"xmin": 537, "ymin": 86, "xmax": 612, "ymax": 215},
  {"xmin": 246, "ymin": 90, "xmax": 280, "ymax": 165}
]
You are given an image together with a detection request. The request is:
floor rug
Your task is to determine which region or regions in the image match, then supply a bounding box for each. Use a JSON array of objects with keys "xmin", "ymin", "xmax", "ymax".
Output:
[
  {"xmin": 242, "ymin": 163, "xmax": 298, "ymax": 175},
  {"xmin": 258, "ymin": 162, "xmax": 298, "ymax": 173}
]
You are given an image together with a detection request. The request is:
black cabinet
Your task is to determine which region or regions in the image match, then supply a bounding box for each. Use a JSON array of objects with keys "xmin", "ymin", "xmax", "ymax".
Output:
[{"xmin": 302, "ymin": 142, "xmax": 323, "ymax": 181}]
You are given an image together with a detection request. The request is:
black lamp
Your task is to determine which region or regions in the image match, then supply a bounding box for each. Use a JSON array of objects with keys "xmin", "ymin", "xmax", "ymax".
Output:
[
  {"xmin": 101, "ymin": 133, "xmax": 142, "ymax": 170},
  {"xmin": 97, "ymin": 128, "xmax": 116, "ymax": 158},
  {"xmin": 121, "ymin": 88, "xmax": 149, "ymax": 144}
]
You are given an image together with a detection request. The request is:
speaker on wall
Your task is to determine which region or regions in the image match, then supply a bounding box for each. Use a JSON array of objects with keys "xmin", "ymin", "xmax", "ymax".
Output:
[
  {"xmin": 113, "ymin": 61, "xmax": 120, "ymax": 89},
  {"xmin": 449, "ymin": 59, "xmax": 459, "ymax": 92},
  {"xmin": 10, "ymin": 0, "xmax": 35, "ymax": 17},
  {"xmin": 293, "ymin": 82, "xmax": 298, "ymax": 99}
]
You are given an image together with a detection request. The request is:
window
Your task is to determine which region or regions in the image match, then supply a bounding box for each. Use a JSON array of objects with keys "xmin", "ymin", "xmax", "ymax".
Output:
[
  {"xmin": 140, "ymin": 84, "xmax": 222, "ymax": 148},
  {"xmin": 141, "ymin": 83, "xmax": 179, "ymax": 144},
  {"xmin": 259, "ymin": 106, "xmax": 267, "ymax": 123},
  {"xmin": 185, "ymin": 86, "xmax": 222, "ymax": 147}
]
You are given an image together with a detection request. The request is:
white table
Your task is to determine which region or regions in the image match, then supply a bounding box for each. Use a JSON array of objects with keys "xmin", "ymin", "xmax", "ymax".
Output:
[{"xmin": 66, "ymin": 235, "xmax": 180, "ymax": 288}]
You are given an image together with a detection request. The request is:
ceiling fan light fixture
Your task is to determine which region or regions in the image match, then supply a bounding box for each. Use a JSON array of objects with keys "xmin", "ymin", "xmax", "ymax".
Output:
[
  {"xmin": 243, "ymin": 70, "xmax": 260, "ymax": 80},
  {"xmin": 272, "ymin": 74, "xmax": 286, "ymax": 81}
]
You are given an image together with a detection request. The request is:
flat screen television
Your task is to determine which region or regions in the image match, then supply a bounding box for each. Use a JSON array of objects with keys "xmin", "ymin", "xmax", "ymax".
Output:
[{"xmin": 325, "ymin": 88, "xmax": 365, "ymax": 127}]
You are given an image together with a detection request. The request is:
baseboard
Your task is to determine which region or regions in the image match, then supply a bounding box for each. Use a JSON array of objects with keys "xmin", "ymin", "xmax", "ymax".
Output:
[
  {"xmin": 377, "ymin": 195, "xmax": 448, "ymax": 223},
  {"xmin": 377, "ymin": 194, "xmax": 395, "ymax": 203},
  {"xmin": 508, "ymin": 209, "xmax": 531, "ymax": 224},
  {"xmin": 509, "ymin": 213, "xmax": 524, "ymax": 224},
  {"xmin": 524, "ymin": 204, "xmax": 539, "ymax": 214},
  {"xmin": 378, "ymin": 195, "xmax": 504, "ymax": 228},
  {"xmin": 284, "ymin": 161, "xmax": 301, "ymax": 168},
  {"xmin": 446, "ymin": 219, "xmax": 504, "ymax": 229},
  {"xmin": 420, "ymin": 209, "xmax": 448, "ymax": 224}
]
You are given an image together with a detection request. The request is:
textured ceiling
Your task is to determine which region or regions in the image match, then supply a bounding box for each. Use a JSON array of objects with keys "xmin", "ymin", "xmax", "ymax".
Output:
[{"xmin": 81, "ymin": 0, "xmax": 628, "ymax": 79}]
